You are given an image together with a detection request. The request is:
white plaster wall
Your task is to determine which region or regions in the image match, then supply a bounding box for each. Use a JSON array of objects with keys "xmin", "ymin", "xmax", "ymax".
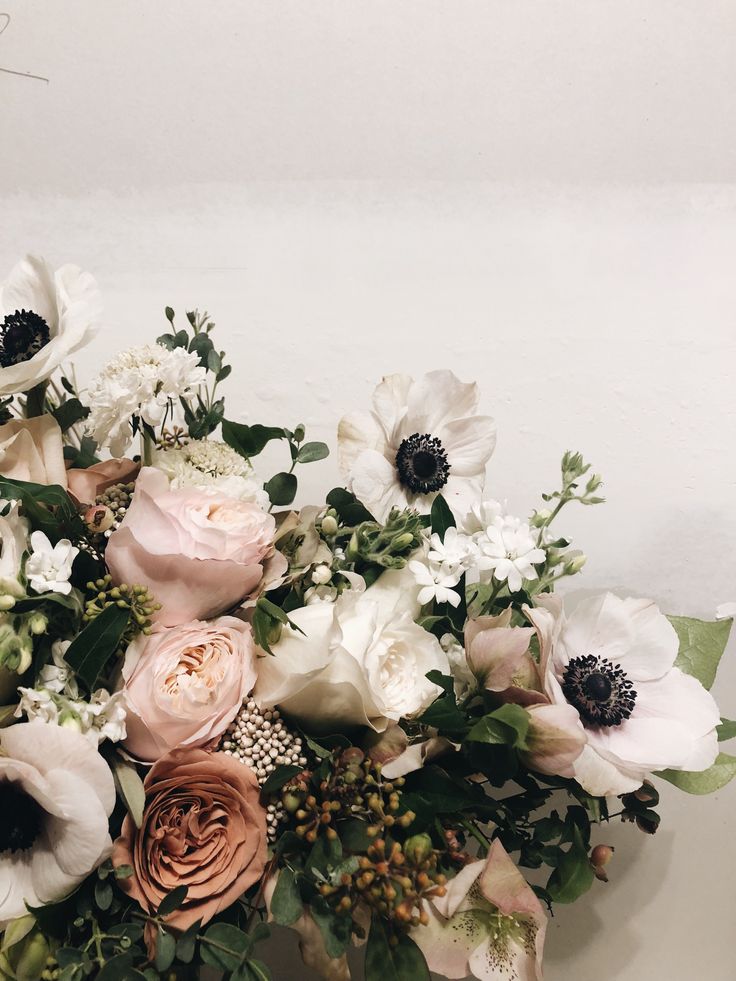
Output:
[{"xmin": 1, "ymin": 4, "xmax": 735, "ymax": 980}]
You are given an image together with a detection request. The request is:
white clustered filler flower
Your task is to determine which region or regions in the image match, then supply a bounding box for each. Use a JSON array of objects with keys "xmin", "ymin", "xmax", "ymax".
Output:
[
  {"xmin": 16, "ymin": 642, "xmax": 127, "ymax": 745},
  {"xmin": 220, "ymin": 698, "xmax": 308, "ymax": 841},
  {"xmin": 474, "ymin": 507, "xmax": 546, "ymax": 593},
  {"xmin": 86, "ymin": 344, "xmax": 207, "ymax": 456},
  {"xmin": 409, "ymin": 526, "xmax": 479, "ymax": 608},
  {"xmin": 152, "ymin": 439, "xmax": 268, "ymax": 508},
  {"xmin": 25, "ymin": 530, "xmax": 78, "ymax": 596}
]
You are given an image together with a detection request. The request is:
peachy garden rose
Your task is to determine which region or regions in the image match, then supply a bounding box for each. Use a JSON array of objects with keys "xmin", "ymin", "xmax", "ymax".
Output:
[{"xmin": 0, "ymin": 256, "xmax": 732, "ymax": 981}]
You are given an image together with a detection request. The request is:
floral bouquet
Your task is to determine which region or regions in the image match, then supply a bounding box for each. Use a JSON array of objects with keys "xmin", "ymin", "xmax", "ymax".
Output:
[{"xmin": 0, "ymin": 254, "xmax": 732, "ymax": 981}]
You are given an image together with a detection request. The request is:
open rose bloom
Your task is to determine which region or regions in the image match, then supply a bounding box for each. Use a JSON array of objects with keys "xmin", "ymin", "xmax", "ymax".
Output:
[{"xmin": 0, "ymin": 264, "xmax": 732, "ymax": 981}]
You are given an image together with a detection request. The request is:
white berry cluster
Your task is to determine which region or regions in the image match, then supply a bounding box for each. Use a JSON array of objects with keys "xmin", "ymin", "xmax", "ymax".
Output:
[{"xmin": 220, "ymin": 699, "xmax": 308, "ymax": 840}]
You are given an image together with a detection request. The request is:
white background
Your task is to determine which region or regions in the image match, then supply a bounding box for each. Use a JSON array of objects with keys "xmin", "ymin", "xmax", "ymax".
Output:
[{"xmin": 2, "ymin": 3, "xmax": 735, "ymax": 979}]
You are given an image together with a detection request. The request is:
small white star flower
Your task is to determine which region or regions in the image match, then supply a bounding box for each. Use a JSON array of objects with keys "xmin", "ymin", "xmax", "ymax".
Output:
[
  {"xmin": 476, "ymin": 514, "xmax": 546, "ymax": 593},
  {"xmin": 25, "ymin": 531, "xmax": 78, "ymax": 596},
  {"xmin": 427, "ymin": 526, "xmax": 478, "ymax": 574},
  {"xmin": 409, "ymin": 558, "xmax": 463, "ymax": 607}
]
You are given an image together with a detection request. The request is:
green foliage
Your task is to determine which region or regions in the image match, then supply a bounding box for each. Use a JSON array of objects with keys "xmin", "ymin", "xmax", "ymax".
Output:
[
  {"xmin": 669, "ymin": 615, "xmax": 732, "ymax": 690},
  {"xmin": 64, "ymin": 603, "xmax": 130, "ymax": 690},
  {"xmin": 0, "ymin": 477, "xmax": 83, "ymax": 545},
  {"xmin": 251, "ymin": 596, "xmax": 305, "ymax": 655},
  {"xmin": 270, "ymin": 869, "xmax": 303, "ymax": 926},
  {"xmin": 467, "ymin": 704, "xmax": 531, "ymax": 749},
  {"xmin": 546, "ymin": 825, "xmax": 595, "ymax": 903},
  {"xmin": 717, "ymin": 718, "xmax": 736, "ymax": 741},
  {"xmin": 222, "ymin": 420, "xmax": 290, "ymax": 458},
  {"xmin": 365, "ymin": 918, "xmax": 430, "ymax": 981},
  {"xmin": 264, "ymin": 471, "xmax": 298, "ymax": 506},
  {"xmin": 429, "ymin": 493, "xmax": 455, "ymax": 540},
  {"xmin": 658, "ymin": 752, "xmax": 736, "ymax": 795},
  {"xmin": 326, "ymin": 487, "xmax": 375, "ymax": 524}
]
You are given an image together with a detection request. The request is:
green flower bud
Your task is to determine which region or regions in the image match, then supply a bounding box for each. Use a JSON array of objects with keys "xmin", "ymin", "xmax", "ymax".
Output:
[
  {"xmin": 321, "ymin": 515, "xmax": 338, "ymax": 536},
  {"xmin": 404, "ymin": 833, "xmax": 433, "ymax": 865},
  {"xmin": 28, "ymin": 613, "xmax": 48, "ymax": 636},
  {"xmin": 58, "ymin": 710, "xmax": 82, "ymax": 732}
]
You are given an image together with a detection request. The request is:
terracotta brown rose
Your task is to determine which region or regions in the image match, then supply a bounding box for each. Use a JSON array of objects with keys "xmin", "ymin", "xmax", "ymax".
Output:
[{"xmin": 112, "ymin": 748, "xmax": 267, "ymax": 930}]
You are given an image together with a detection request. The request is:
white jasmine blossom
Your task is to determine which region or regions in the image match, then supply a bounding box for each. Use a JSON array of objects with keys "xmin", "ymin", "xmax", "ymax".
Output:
[
  {"xmin": 427, "ymin": 526, "xmax": 478, "ymax": 573},
  {"xmin": 409, "ymin": 558, "xmax": 463, "ymax": 607},
  {"xmin": 86, "ymin": 344, "xmax": 206, "ymax": 455},
  {"xmin": 17, "ymin": 685, "xmax": 127, "ymax": 746},
  {"xmin": 476, "ymin": 514, "xmax": 546, "ymax": 593},
  {"xmin": 38, "ymin": 640, "xmax": 78, "ymax": 696},
  {"xmin": 152, "ymin": 439, "xmax": 268, "ymax": 507},
  {"xmin": 25, "ymin": 531, "xmax": 78, "ymax": 596},
  {"xmin": 338, "ymin": 370, "xmax": 496, "ymax": 523}
]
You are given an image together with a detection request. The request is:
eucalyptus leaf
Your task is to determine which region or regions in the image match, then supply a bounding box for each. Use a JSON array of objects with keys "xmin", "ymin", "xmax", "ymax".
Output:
[
  {"xmin": 200, "ymin": 922, "xmax": 252, "ymax": 971},
  {"xmin": 264, "ymin": 471, "xmax": 297, "ymax": 507},
  {"xmin": 158, "ymin": 885, "xmax": 189, "ymax": 917},
  {"xmin": 222, "ymin": 419, "xmax": 288, "ymax": 458},
  {"xmin": 325, "ymin": 487, "xmax": 375, "ymax": 525},
  {"xmin": 270, "ymin": 869, "xmax": 302, "ymax": 926},
  {"xmin": 154, "ymin": 929, "xmax": 176, "ymax": 973},
  {"xmin": 111, "ymin": 754, "xmax": 146, "ymax": 828},
  {"xmin": 296, "ymin": 441, "xmax": 330, "ymax": 464}
]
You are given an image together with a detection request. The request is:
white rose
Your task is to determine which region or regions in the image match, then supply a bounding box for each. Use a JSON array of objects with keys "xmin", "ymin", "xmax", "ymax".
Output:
[{"xmin": 254, "ymin": 571, "xmax": 449, "ymax": 732}]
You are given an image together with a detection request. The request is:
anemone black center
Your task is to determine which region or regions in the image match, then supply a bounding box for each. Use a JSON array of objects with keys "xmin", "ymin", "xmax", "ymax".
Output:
[
  {"xmin": 0, "ymin": 309, "xmax": 51, "ymax": 368},
  {"xmin": 395, "ymin": 433, "xmax": 450, "ymax": 494},
  {"xmin": 562, "ymin": 653, "xmax": 637, "ymax": 728},
  {"xmin": 0, "ymin": 781, "xmax": 45, "ymax": 853}
]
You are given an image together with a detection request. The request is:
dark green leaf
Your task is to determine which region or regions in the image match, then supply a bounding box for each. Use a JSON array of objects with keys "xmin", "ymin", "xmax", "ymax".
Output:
[
  {"xmin": 94, "ymin": 879, "xmax": 113, "ymax": 911},
  {"xmin": 222, "ymin": 419, "xmax": 288, "ymax": 458},
  {"xmin": 96, "ymin": 954, "xmax": 147, "ymax": 981},
  {"xmin": 207, "ymin": 347, "xmax": 222, "ymax": 374},
  {"xmin": 264, "ymin": 471, "xmax": 297, "ymax": 506},
  {"xmin": 657, "ymin": 752, "xmax": 736, "ymax": 794},
  {"xmin": 669, "ymin": 615, "xmax": 732, "ymax": 690},
  {"xmin": 52, "ymin": 398, "xmax": 89, "ymax": 433},
  {"xmin": 270, "ymin": 868, "xmax": 303, "ymax": 926},
  {"xmin": 296, "ymin": 441, "xmax": 330, "ymax": 464},
  {"xmin": 365, "ymin": 917, "xmax": 430, "ymax": 981},
  {"xmin": 429, "ymin": 494, "xmax": 455, "ymax": 541},
  {"xmin": 310, "ymin": 899, "xmax": 351, "ymax": 959},
  {"xmin": 217, "ymin": 364, "xmax": 232, "ymax": 383},
  {"xmin": 717, "ymin": 718, "xmax": 736, "ymax": 742},
  {"xmin": 325, "ymin": 487, "xmax": 375, "ymax": 525},
  {"xmin": 200, "ymin": 922, "xmax": 252, "ymax": 971},
  {"xmin": 261, "ymin": 764, "xmax": 303, "ymax": 796},
  {"xmin": 0, "ymin": 477, "xmax": 83, "ymax": 544},
  {"xmin": 164, "ymin": 306, "xmax": 175, "ymax": 323},
  {"xmin": 154, "ymin": 929, "xmax": 176, "ymax": 973},
  {"xmin": 188, "ymin": 331, "xmax": 214, "ymax": 367},
  {"xmin": 65, "ymin": 604, "xmax": 130, "ymax": 690},
  {"xmin": 467, "ymin": 704, "xmax": 531, "ymax": 749},
  {"xmin": 546, "ymin": 826, "xmax": 594, "ymax": 903},
  {"xmin": 111, "ymin": 754, "xmax": 145, "ymax": 828},
  {"xmin": 175, "ymin": 919, "xmax": 201, "ymax": 964},
  {"xmin": 113, "ymin": 864, "xmax": 134, "ymax": 879},
  {"xmin": 158, "ymin": 885, "xmax": 189, "ymax": 917}
]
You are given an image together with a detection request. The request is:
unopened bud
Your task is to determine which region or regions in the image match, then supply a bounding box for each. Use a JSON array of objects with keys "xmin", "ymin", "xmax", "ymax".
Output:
[
  {"xmin": 564, "ymin": 553, "xmax": 587, "ymax": 575},
  {"xmin": 58, "ymin": 710, "xmax": 83, "ymax": 732},
  {"xmin": 84, "ymin": 504, "xmax": 115, "ymax": 534},
  {"xmin": 0, "ymin": 595, "xmax": 16, "ymax": 611},
  {"xmin": 321, "ymin": 515, "xmax": 338, "ymax": 536},
  {"xmin": 28, "ymin": 612, "xmax": 48, "ymax": 636},
  {"xmin": 311, "ymin": 564, "xmax": 332, "ymax": 586},
  {"xmin": 404, "ymin": 833, "xmax": 433, "ymax": 865}
]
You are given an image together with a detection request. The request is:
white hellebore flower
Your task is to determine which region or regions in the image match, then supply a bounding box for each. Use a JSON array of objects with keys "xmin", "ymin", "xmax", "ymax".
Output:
[
  {"xmin": 25, "ymin": 531, "xmax": 78, "ymax": 596},
  {"xmin": 527, "ymin": 593, "xmax": 720, "ymax": 797},
  {"xmin": 338, "ymin": 370, "xmax": 496, "ymax": 523},
  {"xmin": 412, "ymin": 839, "xmax": 546, "ymax": 981},
  {"xmin": 254, "ymin": 569, "xmax": 449, "ymax": 732},
  {"xmin": 0, "ymin": 255, "xmax": 101, "ymax": 397},
  {"xmin": 0, "ymin": 721, "xmax": 115, "ymax": 928},
  {"xmin": 86, "ymin": 344, "xmax": 206, "ymax": 456},
  {"xmin": 476, "ymin": 513, "xmax": 546, "ymax": 593}
]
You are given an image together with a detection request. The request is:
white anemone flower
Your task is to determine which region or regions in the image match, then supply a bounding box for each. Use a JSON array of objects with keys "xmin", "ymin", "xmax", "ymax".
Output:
[
  {"xmin": 526, "ymin": 593, "xmax": 721, "ymax": 797},
  {"xmin": 0, "ymin": 255, "xmax": 101, "ymax": 397},
  {"xmin": 0, "ymin": 721, "xmax": 115, "ymax": 928},
  {"xmin": 338, "ymin": 370, "xmax": 496, "ymax": 523},
  {"xmin": 25, "ymin": 531, "xmax": 78, "ymax": 596}
]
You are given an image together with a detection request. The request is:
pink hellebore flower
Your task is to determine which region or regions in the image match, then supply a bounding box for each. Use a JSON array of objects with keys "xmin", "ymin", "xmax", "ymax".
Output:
[
  {"xmin": 412, "ymin": 839, "xmax": 546, "ymax": 981},
  {"xmin": 466, "ymin": 611, "xmax": 586, "ymax": 779}
]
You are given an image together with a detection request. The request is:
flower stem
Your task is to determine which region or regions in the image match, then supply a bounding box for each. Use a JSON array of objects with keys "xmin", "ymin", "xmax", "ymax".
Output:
[{"xmin": 141, "ymin": 428, "xmax": 155, "ymax": 466}]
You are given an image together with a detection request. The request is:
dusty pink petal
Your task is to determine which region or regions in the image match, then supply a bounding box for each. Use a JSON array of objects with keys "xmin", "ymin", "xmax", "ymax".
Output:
[
  {"xmin": 106, "ymin": 530, "xmax": 263, "ymax": 626},
  {"xmin": 478, "ymin": 839, "xmax": 546, "ymax": 926},
  {"xmin": 364, "ymin": 723, "xmax": 409, "ymax": 767},
  {"xmin": 521, "ymin": 702, "xmax": 586, "ymax": 777},
  {"xmin": 66, "ymin": 458, "xmax": 139, "ymax": 504},
  {"xmin": 465, "ymin": 615, "xmax": 535, "ymax": 692}
]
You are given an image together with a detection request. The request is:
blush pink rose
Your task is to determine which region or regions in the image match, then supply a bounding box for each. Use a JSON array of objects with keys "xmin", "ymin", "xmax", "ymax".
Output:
[
  {"xmin": 66, "ymin": 457, "xmax": 140, "ymax": 504},
  {"xmin": 121, "ymin": 617, "xmax": 258, "ymax": 762},
  {"xmin": 105, "ymin": 467, "xmax": 277, "ymax": 625}
]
